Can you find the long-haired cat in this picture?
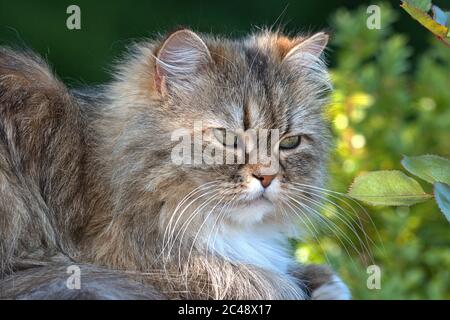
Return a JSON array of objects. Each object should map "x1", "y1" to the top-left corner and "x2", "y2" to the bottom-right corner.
[{"x1": 0, "y1": 29, "x2": 350, "y2": 299}]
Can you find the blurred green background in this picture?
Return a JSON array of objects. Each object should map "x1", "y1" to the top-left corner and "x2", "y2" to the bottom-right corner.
[{"x1": 1, "y1": 0, "x2": 449, "y2": 299}]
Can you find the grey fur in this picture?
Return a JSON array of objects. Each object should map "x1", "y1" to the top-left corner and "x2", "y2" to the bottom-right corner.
[{"x1": 0, "y1": 29, "x2": 349, "y2": 300}]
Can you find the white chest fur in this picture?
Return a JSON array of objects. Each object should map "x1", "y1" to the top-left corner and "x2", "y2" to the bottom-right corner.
[{"x1": 205, "y1": 223, "x2": 296, "y2": 275}]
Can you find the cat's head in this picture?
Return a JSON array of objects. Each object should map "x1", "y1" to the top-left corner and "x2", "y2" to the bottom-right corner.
[{"x1": 109, "y1": 29, "x2": 331, "y2": 230}]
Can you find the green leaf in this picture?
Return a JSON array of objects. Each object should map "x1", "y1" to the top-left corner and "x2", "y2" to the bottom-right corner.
[
  {"x1": 401, "y1": 155, "x2": 450, "y2": 185},
  {"x1": 348, "y1": 170, "x2": 432, "y2": 206},
  {"x1": 401, "y1": 1, "x2": 449, "y2": 39},
  {"x1": 405, "y1": 0, "x2": 432, "y2": 12},
  {"x1": 434, "y1": 182, "x2": 450, "y2": 222}
]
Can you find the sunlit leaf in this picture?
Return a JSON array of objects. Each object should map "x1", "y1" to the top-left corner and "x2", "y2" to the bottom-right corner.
[
  {"x1": 434, "y1": 182, "x2": 450, "y2": 222},
  {"x1": 401, "y1": 1, "x2": 449, "y2": 41},
  {"x1": 444, "y1": 11, "x2": 450, "y2": 36},
  {"x1": 348, "y1": 170, "x2": 432, "y2": 206},
  {"x1": 401, "y1": 155, "x2": 450, "y2": 185}
]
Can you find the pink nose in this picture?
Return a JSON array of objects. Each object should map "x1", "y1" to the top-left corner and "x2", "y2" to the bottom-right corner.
[{"x1": 253, "y1": 174, "x2": 276, "y2": 188}]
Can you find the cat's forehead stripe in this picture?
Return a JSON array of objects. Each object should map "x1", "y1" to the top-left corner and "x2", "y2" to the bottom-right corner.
[
  {"x1": 244, "y1": 46, "x2": 269, "y2": 79},
  {"x1": 241, "y1": 47, "x2": 282, "y2": 131}
]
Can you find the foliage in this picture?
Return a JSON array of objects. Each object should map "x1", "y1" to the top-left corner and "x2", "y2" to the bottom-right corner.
[
  {"x1": 434, "y1": 183, "x2": 450, "y2": 221},
  {"x1": 348, "y1": 170, "x2": 432, "y2": 206},
  {"x1": 402, "y1": 155, "x2": 450, "y2": 185},
  {"x1": 347, "y1": 154, "x2": 450, "y2": 221},
  {"x1": 296, "y1": 3, "x2": 450, "y2": 299},
  {"x1": 401, "y1": 0, "x2": 450, "y2": 47}
]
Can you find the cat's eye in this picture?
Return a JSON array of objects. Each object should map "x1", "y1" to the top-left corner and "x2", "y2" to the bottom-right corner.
[
  {"x1": 213, "y1": 128, "x2": 238, "y2": 148},
  {"x1": 279, "y1": 135, "x2": 302, "y2": 150}
]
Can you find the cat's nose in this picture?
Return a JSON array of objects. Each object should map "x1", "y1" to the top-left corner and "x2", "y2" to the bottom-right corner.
[{"x1": 253, "y1": 174, "x2": 276, "y2": 188}]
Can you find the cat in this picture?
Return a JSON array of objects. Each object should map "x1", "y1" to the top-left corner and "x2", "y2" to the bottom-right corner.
[{"x1": 0, "y1": 28, "x2": 350, "y2": 299}]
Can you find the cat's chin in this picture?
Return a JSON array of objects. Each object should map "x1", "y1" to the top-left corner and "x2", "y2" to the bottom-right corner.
[
  {"x1": 226, "y1": 197, "x2": 275, "y2": 225},
  {"x1": 223, "y1": 178, "x2": 283, "y2": 225}
]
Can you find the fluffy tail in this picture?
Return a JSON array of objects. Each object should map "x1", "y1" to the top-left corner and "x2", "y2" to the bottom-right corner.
[{"x1": 0, "y1": 47, "x2": 85, "y2": 275}]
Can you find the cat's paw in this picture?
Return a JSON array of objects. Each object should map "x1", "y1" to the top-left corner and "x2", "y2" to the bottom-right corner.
[
  {"x1": 291, "y1": 264, "x2": 351, "y2": 300},
  {"x1": 310, "y1": 275, "x2": 351, "y2": 300}
]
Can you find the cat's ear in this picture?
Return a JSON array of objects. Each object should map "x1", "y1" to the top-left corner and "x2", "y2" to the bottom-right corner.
[
  {"x1": 155, "y1": 29, "x2": 211, "y2": 94},
  {"x1": 282, "y1": 32, "x2": 329, "y2": 62}
]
